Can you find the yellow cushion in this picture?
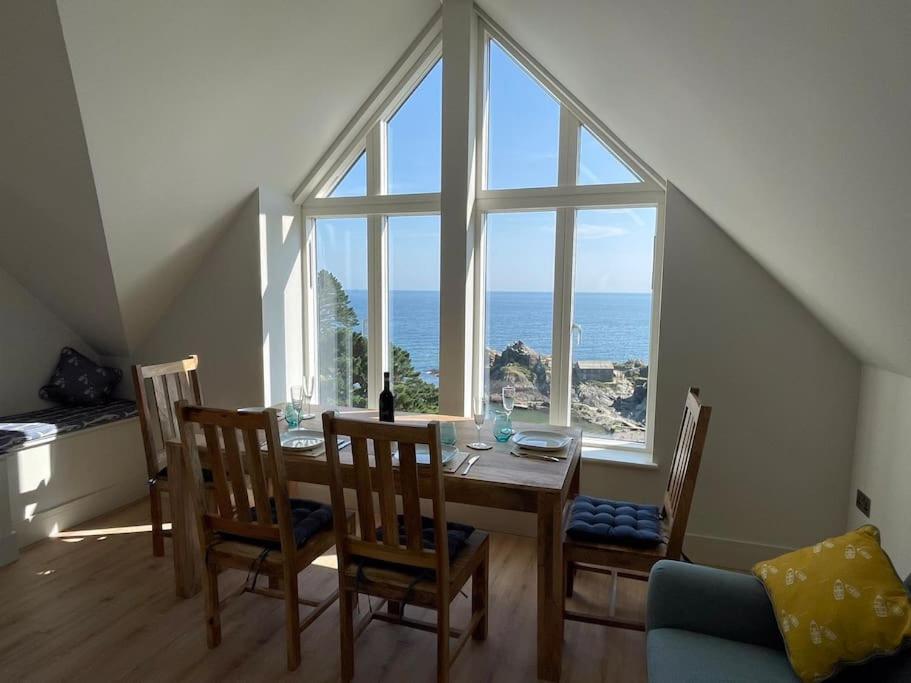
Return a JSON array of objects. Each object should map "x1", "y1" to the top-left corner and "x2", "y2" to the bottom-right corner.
[{"x1": 753, "y1": 525, "x2": 911, "y2": 682}]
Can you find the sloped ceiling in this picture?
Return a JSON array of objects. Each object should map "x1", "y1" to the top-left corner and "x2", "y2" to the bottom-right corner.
[
  {"x1": 55, "y1": 0, "x2": 438, "y2": 351},
  {"x1": 0, "y1": 0, "x2": 127, "y2": 355},
  {"x1": 481, "y1": 0, "x2": 911, "y2": 376}
]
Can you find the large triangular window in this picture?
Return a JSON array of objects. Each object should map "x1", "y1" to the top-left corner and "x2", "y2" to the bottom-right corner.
[{"x1": 299, "y1": 9, "x2": 665, "y2": 452}]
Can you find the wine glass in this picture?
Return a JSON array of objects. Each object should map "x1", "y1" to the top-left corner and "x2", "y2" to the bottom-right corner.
[
  {"x1": 300, "y1": 376, "x2": 315, "y2": 420},
  {"x1": 290, "y1": 385, "x2": 304, "y2": 423},
  {"x1": 468, "y1": 396, "x2": 492, "y2": 451},
  {"x1": 501, "y1": 385, "x2": 516, "y2": 434}
]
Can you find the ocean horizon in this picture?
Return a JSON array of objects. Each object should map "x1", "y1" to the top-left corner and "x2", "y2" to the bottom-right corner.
[{"x1": 345, "y1": 289, "x2": 652, "y2": 385}]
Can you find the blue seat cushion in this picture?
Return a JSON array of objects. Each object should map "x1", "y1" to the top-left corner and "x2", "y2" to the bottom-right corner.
[
  {"x1": 156, "y1": 465, "x2": 213, "y2": 484},
  {"x1": 0, "y1": 399, "x2": 138, "y2": 455},
  {"x1": 247, "y1": 498, "x2": 333, "y2": 548},
  {"x1": 566, "y1": 495, "x2": 664, "y2": 546},
  {"x1": 376, "y1": 516, "x2": 475, "y2": 562}
]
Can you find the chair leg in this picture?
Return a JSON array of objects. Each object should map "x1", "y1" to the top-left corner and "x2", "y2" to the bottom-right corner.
[
  {"x1": 338, "y1": 587, "x2": 355, "y2": 682},
  {"x1": 149, "y1": 484, "x2": 165, "y2": 557},
  {"x1": 204, "y1": 557, "x2": 221, "y2": 648},
  {"x1": 472, "y1": 552, "x2": 488, "y2": 641},
  {"x1": 283, "y1": 567, "x2": 301, "y2": 671},
  {"x1": 566, "y1": 560, "x2": 576, "y2": 598},
  {"x1": 437, "y1": 599, "x2": 450, "y2": 683}
]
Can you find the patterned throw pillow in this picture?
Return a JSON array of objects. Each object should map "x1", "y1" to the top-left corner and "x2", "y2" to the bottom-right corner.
[
  {"x1": 39, "y1": 347, "x2": 123, "y2": 406},
  {"x1": 753, "y1": 525, "x2": 911, "y2": 682}
]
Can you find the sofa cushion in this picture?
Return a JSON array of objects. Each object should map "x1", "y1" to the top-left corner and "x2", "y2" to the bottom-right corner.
[
  {"x1": 647, "y1": 628, "x2": 800, "y2": 683},
  {"x1": 566, "y1": 495, "x2": 663, "y2": 546},
  {"x1": 753, "y1": 525, "x2": 911, "y2": 682},
  {"x1": 39, "y1": 347, "x2": 123, "y2": 406}
]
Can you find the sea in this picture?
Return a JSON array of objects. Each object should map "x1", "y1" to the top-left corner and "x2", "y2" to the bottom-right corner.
[{"x1": 347, "y1": 290, "x2": 651, "y2": 385}]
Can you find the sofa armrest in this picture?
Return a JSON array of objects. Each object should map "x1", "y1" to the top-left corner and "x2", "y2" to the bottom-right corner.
[{"x1": 646, "y1": 560, "x2": 784, "y2": 650}]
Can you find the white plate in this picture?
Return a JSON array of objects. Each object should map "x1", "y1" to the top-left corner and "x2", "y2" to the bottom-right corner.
[
  {"x1": 395, "y1": 443, "x2": 460, "y2": 465},
  {"x1": 280, "y1": 429, "x2": 324, "y2": 451},
  {"x1": 511, "y1": 430, "x2": 571, "y2": 452}
]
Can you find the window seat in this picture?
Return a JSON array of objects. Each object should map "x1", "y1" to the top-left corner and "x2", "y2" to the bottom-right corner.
[
  {"x1": 0, "y1": 399, "x2": 145, "y2": 565},
  {"x1": 0, "y1": 399, "x2": 138, "y2": 456}
]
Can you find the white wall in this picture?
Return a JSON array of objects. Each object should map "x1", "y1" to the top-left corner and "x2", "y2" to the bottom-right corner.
[
  {"x1": 0, "y1": 265, "x2": 100, "y2": 415},
  {"x1": 582, "y1": 184, "x2": 860, "y2": 568},
  {"x1": 258, "y1": 188, "x2": 303, "y2": 407},
  {"x1": 136, "y1": 193, "x2": 264, "y2": 409},
  {"x1": 847, "y1": 366, "x2": 911, "y2": 578}
]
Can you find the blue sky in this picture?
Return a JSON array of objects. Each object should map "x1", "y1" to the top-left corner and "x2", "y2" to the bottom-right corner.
[{"x1": 319, "y1": 40, "x2": 654, "y2": 294}]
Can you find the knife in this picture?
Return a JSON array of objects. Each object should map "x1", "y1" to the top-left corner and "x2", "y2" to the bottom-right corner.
[{"x1": 461, "y1": 455, "x2": 480, "y2": 476}]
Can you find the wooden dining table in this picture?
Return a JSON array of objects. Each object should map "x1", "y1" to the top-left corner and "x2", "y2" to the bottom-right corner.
[{"x1": 165, "y1": 405, "x2": 581, "y2": 681}]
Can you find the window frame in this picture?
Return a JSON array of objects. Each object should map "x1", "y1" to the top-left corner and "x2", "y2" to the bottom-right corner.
[
  {"x1": 472, "y1": 17, "x2": 666, "y2": 454},
  {"x1": 298, "y1": 7, "x2": 667, "y2": 456}
]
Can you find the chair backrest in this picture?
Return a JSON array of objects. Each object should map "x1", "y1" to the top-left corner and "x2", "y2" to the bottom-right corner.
[
  {"x1": 663, "y1": 387, "x2": 712, "y2": 558},
  {"x1": 321, "y1": 411, "x2": 449, "y2": 580},
  {"x1": 132, "y1": 356, "x2": 203, "y2": 479},
  {"x1": 175, "y1": 402, "x2": 296, "y2": 553}
]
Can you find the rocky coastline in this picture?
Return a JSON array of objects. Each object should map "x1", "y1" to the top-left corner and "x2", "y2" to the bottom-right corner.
[{"x1": 487, "y1": 340, "x2": 647, "y2": 442}]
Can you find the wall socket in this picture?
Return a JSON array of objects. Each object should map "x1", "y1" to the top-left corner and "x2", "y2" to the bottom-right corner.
[{"x1": 856, "y1": 489, "x2": 871, "y2": 517}]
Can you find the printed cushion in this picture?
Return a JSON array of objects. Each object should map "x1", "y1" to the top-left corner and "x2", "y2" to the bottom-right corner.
[
  {"x1": 0, "y1": 400, "x2": 137, "y2": 454},
  {"x1": 39, "y1": 347, "x2": 123, "y2": 406},
  {"x1": 753, "y1": 525, "x2": 911, "y2": 682},
  {"x1": 248, "y1": 498, "x2": 333, "y2": 548},
  {"x1": 565, "y1": 495, "x2": 664, "y2": 546},
  {"x1": 377, "y1": 516, "x2": 476, "y2": 561}
]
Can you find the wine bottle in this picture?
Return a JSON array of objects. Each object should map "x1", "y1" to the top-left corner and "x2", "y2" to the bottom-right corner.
[{"x1": 379, "y1": 371, "x2": 395, "y2": 422}]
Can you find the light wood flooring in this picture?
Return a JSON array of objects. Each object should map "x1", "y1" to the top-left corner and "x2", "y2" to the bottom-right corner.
[{"x1": 0, "y1": 500, "x2": 647, "y2": 682}]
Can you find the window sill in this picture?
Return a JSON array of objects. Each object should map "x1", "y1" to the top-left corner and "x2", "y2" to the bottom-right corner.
[{"x1": 580, "y1": 445, "x2": 658, "y2": 470}]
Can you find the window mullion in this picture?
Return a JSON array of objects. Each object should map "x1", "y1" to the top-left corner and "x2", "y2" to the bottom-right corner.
[{"x1": 366, "y1": 123, "x2": 388, "y2": 408}]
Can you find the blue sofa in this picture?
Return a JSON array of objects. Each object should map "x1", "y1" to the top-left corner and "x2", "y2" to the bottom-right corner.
[{"x1": 646, "y1": 560, "x2": 911, "y2": 682}]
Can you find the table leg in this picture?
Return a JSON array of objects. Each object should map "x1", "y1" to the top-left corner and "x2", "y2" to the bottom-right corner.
[
  {"x1": 537, "y1": 491, "x2": 564, "y2": 681},
  {"x1": 166, "y1": 440, "x2": 201, "y2": 598}
]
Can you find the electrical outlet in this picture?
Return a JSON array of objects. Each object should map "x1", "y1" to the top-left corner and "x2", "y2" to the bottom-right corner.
[{"x1": 856, "y1": 489, "x2": 871, "y2": 518}]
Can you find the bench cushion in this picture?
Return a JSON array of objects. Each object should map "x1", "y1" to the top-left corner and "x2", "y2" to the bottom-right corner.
[
  {"x1": 566, "y1": 495, "x2": 664, "y2": 546},
  {"x1": 0, "y1": 399, "x2": 138, "y2": 455}
]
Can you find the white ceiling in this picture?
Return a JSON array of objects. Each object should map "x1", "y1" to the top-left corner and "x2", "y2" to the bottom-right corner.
[
  {"x1": 8, "y1": 1, "x2": 910, "y2": 375},
  {"x1": 56, "y1": 0, "x2": 439, "y2": 350},
  {"x1": 481, "y1": 0, "x2": 911, "y2": 376}
]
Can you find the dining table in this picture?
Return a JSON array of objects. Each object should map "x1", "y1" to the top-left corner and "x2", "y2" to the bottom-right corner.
[{"x1": 165, "y1": 405, "x2": 582, "y2": 682}]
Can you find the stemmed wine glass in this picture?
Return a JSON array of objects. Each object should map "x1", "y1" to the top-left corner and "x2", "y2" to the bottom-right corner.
[
  {"x1": 299, "y1": 376, "x2": 315, "y2": 420},
  {"x1": 467, "y1": 396, "x2": 492, "y2": 451},
  {"x1": 501, "y1": 385, "x2": 516, "y2": 435}
]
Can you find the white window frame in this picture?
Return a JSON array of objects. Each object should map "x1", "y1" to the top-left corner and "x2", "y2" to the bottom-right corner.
[
  {"x1": 297, "y1": 5, "x2": 666, "y2": 457},
  {"x1": 472, "y1": 11, "x2": 666, "y2": 454},
  {"x1": 300, "y1": 19, "x2": 443, "y2": 409}
]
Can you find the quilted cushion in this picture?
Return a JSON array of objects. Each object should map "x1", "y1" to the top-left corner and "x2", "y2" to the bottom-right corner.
[
  {"x1": 39, "y1": 347, "x2": 123, "y2": 406},
  {"x1": 156, "y1": 466, "x2": 214, "y2": 484},
  {"x1": 248, "y1": 498, "x2": 333, "y2": 548},
  {"x1": 566, "y1": 495, "x2": 664, "y2": 546},
  {"x1": 376, "y1": 516, "x2": 475, "y2": 561}
]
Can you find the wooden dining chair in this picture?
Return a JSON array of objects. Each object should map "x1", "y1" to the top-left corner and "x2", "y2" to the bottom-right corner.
[
  {"x1": 132, "y1": 355, "x2": 206, "y2": 557},
  {"x1": 321, "y1": 411, "x2": 490, "y2": 683},
  {"x1": 174, "y1": 402, "x2": 353, "y2": 671},
  {"x1": 563, "y1": 386, "x2": 712, "y2": 630}
]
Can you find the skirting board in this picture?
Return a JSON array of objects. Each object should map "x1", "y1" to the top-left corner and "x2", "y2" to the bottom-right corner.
[
  {"x1": 0, "y1": 530, "x2": 18, "y2": 566},
  {"x1": 683, "y1": 533, "x2": 795, "y2": 572}
]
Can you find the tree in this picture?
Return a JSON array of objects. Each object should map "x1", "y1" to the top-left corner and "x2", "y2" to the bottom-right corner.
[{"x1": 316, "y1": 269, "x2": 438, "y2": 412}]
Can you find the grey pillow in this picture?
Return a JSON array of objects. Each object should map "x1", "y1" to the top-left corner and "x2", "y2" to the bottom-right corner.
[{"x1": 39, "y1": 347, "x2": 122, "y2": 406}]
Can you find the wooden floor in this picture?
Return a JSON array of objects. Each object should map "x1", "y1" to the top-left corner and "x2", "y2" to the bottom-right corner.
[{"x1": 0, "y1": 500, "x2": 647, "y2": 682}]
